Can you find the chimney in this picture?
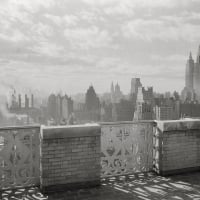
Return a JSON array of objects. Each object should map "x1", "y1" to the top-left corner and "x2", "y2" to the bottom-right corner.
[
  {"x1": 31, "y1": 94, "x2": 34, "y2": 108},
  {"x1": 18, "y1": 94, "x2": 21, "y2": 108}
]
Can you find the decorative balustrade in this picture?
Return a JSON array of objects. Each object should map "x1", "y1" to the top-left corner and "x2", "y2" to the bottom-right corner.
[
  {"x1": 0, "y1": 122, "x2": 155, "y2": 190},
  {"x1": 1, "y1": 120, "x2": 200, "y2": 192},
  {"x1": 101, "y1": 121, "x2": 154, "y2": 177},
  {"x1": 0, "y1": 126, "x2": 40, "y2": 190}
]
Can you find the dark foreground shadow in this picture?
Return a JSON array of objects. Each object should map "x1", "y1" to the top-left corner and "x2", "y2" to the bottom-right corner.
[{"x1": 2, "y1": 172, "x2": 200, "y2": 200}]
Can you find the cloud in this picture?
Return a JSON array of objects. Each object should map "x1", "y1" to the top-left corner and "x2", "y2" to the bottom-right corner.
[
  {"x1": 122, "y1": 18, "x2": 200, "y2": 42},
  {"x1": 10, "y1": 0, "x2": 55, "y2": 13},
  {"x1": 64, "y1": 26, "x2": 112, "y2": 49},
  {"x1": 63, "y1": 14, "x2": 79, "y2": 26},
  {"x1": 104, "y1": 3, "x2": 134, "y2": 16},
  {"x1": 79, "y1": 11, "x2": 103, "y2": 23},
  {"x1": 0, "y1": 0, "x2": 55, "y2": 25},
  {"x1": 82, "y1": 0, "x2": 117, "y2": 6},
  {"x1": 0, "y1": 0, "x2": 200, "y2": 94},
  {"x1": 0, "y1": 29, "x2": 28, "y2": 42},
  {"x1": 150, "y1": 54, "x2": 186, "y2": 62},
  {"x1": 30, "y1": 41, "x2": 64, "y2": 57},
  {"x1": 44, "y1": 14, "x2": 79, "y2": 27},
  {"x1": 82, "y1": 0, "x2": 199, "y2": 9},
  {"x1": 31, "y1": 22, "x2": 54, "y2": 38},
  {"x1": 103, "y1": 0, "x2": 174, "y2": 16},
  {"x1": 82, "y1": 0, "x2": 181, "y2": 9},
  {"x1": 44, "y1": 14, "x2": 62, "y2": 26}
]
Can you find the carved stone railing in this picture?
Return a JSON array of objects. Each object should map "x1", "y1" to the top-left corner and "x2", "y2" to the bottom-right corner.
[
  {"x1": 0, "y1": 126, "x2": 40, "y2": 190},
  {"x1": 100, "y1": 121, "x2": 154, "y2": 177},
  {"x1": 0, "y1": 121, "x2": 154, "y2": 190}
]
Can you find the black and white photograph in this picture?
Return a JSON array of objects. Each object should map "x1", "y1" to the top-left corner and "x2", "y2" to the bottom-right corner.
[{"x1": 1, "y1": 0, "x2": 200, "y2": 199}]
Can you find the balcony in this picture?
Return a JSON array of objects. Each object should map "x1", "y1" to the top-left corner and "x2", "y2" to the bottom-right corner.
[{"x1": 1, "y1": 120, "x2": 200, "y2": 199}]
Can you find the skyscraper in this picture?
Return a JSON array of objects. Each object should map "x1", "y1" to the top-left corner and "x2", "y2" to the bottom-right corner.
[
  {"x1": 185, "y1": 52, "x2": 194, "y2": 91},
  {"x1": 194, "y1": 45, "x2": 200, "y2": 99},
  {"x1": 130, "y1": 78, "x2": 142, "y2": 95},
  {"x1": 47, "y1": 94, "x2": 73, "y2": 124},
  {"x1": 133, "y1": 86, "x2": 154, "y2": 120},
  {"x1": 85, "y1": 85, "x2": 100, "y2": 121},
  {"x1": 130, "y1": 78, "x2": 142, "y2": 105},
  {"x1": 85, "y1": 85, "x2": 100, "y2": 110},
  {"x1": 47, "y1": 94, "x2": 57, "y2": 120},
  {"x1": 110, "y1": 82, "x2": 114, "y2": 103},
  {"x1": 182, "y1": 45, "x2": 200, "y2": 102}
]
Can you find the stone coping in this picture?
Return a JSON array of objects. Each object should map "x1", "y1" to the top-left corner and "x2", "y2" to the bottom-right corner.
[
  {"x1": 0, "y1": 124, "x2": 40, "y2": 131},
  {"x1": 155, "y1": 119, "x2": 200, "y2": 132},
  {"x1": 100, "y1": 120, "x2": 154, "y2": 126},
  {"x1": 42, "y1": 124, "x2": 101, "y2": 139}
]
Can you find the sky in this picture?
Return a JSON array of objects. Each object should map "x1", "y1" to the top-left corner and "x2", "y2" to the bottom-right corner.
[{"x1": 0, "y1": 0, "x2": 200, "y2": 96}]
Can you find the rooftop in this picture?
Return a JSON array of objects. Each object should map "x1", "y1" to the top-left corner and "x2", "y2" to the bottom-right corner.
[
  {"x1": 1, "y1": 120, "x2": 200, "y2": 200},
  {"x1": 2, "y1": 172, "x2": 200, "y2": 200}
]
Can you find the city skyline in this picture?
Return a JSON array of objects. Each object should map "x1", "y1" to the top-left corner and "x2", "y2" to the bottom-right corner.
[
  {"x1": 2, "y1": 48, "x2": 200, "y2": 126},
  {"x1": 1, "y1": 0, "x2": 200, "y2": 95}
]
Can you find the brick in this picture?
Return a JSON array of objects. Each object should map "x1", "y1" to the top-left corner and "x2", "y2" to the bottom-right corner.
[
  {"x1": 154, "y1": 120, "x2": 200, "y2": 175},
  {"x1": 41, "y1": 125, "x2": 101, "y2": 192}
]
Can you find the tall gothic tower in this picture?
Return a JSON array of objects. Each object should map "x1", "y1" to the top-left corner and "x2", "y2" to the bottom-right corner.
[
  {"x1": 110, "y1": 82, "x2": 114, "y2": 103},
  {"x1": 193, "y1": 45, "x2": 200, "y2": 99},
  {"x1": 185, "y1": 52, "x2": 194, "y2": 91},
  {"x1": 110, "y1": 82, "x2": 123, "y2": 103}
]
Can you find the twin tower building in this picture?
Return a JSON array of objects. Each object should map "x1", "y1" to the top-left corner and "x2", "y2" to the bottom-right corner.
[{"x1": 182, "y1": 45, "x2": 200, "y2": 101}]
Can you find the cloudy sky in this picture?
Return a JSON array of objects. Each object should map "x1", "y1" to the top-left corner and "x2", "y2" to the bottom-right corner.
[{"x1": 0, "y1": 0, "x2": 200, "y2": 96}]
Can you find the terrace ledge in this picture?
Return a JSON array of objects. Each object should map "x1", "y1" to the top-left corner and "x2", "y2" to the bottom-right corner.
[
  {"x1": 155, "y1": 119, "x2": 200, "y2": 132},
  {"x1": 41, "y1": 123, "x2": 101, "y2": 139}
]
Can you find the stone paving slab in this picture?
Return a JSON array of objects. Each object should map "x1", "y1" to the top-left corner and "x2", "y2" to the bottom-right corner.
[{"x1": 1, "y1": 172, "x2": 200, "y2": 200}]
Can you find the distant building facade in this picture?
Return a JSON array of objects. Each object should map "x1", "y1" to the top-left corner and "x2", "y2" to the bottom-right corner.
[
  {"x1": 182, "y1": 45, "x2": 200, "y2": 102},
  {"x1": 112, "y1": 99, "x2": 134, "y2": 121},
  {"x1": 74, "y1": 86, "x2": 100, "y2": 123},
  {"x1": 130, "y1": 78, "x2": 142, "y2": 105},
  {"x1": 47, "y1": 94, "x2": 73, "y2": 125},
  {"x1": 10, "y1": 91, "x2": 34, "y2": 110},
  {"x1": 131, "y1": 78, "x2": 142, "y2": 95},
  {"x1": 85, "y1": 85, "x2": 100, "y2": 121},
  {"x1": 180, "y1": 102, "x2": 200, "y2": 118},
  {"x1": 100, "y1": 102, "x2": 112, "y2": 122},
  {"x1": 85, "y1": 86, "x2": 100, "y2": 111},
  {"x1": 8, "y1": 91, "x2": 41, "y2": 124},
  {"x1": 153, "y1": 97, "x2": 180, "y2": 120},
  {"x1": 133, "y1": 87, "x2": 154, "y2": 120},
  {"x1": 110, "y1": 82, "x2": 123, "y2": 103},
  {"x1": 154, "y1": 106, "x2": 174, "y2": 120}
]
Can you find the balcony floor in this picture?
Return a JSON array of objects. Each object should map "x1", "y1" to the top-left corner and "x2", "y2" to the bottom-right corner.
[{"x1": 2, "y1": 171, "x2": 200, "y2": 200}]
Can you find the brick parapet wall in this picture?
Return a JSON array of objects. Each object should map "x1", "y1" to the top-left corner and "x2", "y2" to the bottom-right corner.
[
  {"x1": 153, "y1": 120, "x2": 200, "y2": 175},
  {"x1": 40, "y1": 124, "x2": 101, "y2": 193}
]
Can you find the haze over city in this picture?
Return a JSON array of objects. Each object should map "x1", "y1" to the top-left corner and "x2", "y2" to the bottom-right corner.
[
  {"x1": 1, "y1": 0, "x2": 200, "y2": 95},
  {"x1": 2, "y1": 1, "x2": 200, "y2": 199}
]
